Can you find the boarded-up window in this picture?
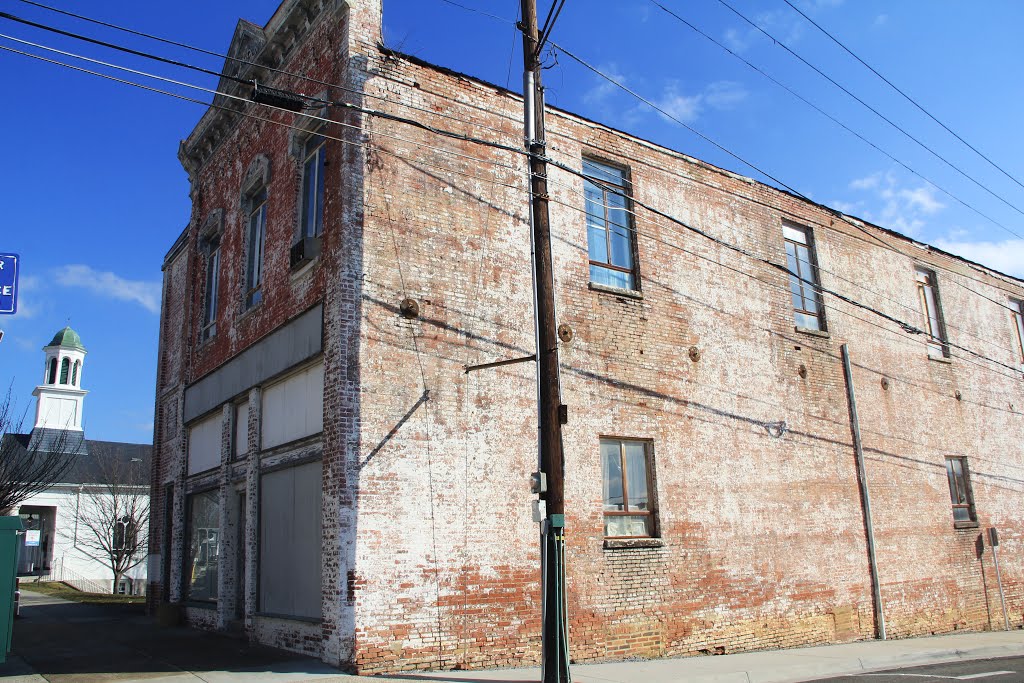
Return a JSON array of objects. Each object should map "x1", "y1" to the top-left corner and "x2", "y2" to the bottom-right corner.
[
  {"x1": 234, "y1": 402, "x2": 249, "y2": 458},
  {"x1": 261, "y1": 362, "x2": 324, "y2": 450},
  {"x1": 187, "y1": 412, "x2": 222, "y2": 475},
  {"x1": 259, "y1": 461, "x2": 322, "y2": 619}
]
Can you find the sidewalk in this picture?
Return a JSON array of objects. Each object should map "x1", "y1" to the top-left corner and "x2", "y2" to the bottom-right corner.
[
  {"x1": 5, "y1": 588, "x2": 1024, "y2": 683},
  {"x1": 386, "y1": 630, "x2": 1024, "y2": 683}
]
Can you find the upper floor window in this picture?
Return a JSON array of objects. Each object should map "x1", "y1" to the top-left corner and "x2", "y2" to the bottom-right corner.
[
  {"x1": 47, "y1": 358, "x2": 57, "y2": 384},
  {"x1": 59, "y1": 357, "x2": 70, "y2": 384},
  {"x1": 783, "y1": 223, "x2": 825, "y2": 331},
  {"x1": 915, "y1": 267, "x2": 949, "y2": 359},
  {"x1": 1010, "y1": 298, "x2": 1024, "y2": 365},
  {"x1": 245, "y1": 188, "x2": 268, "y2": 309},
  {"x1": 601, "y1": 438, "x2": 656, "y2": 538},
  {"x1": 201, "y1": 240, "x2": 220, "y2": 341},
  {"x1": 945, "y1": 456, "x2": 976, "y2": 524},
  {"x1": 300, "y1": 132, "x2": 326, "y2": 240},
  {"x1": 584, "y1": 158, "x2": 637, "y2": 291},
  {"x1": 72, "y1": 360, "x2": 80, "y2": 386}
]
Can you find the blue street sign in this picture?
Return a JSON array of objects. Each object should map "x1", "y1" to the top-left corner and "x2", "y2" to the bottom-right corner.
[{"x1": 0, "y1": 254, "x2": 20, "y2": 315}]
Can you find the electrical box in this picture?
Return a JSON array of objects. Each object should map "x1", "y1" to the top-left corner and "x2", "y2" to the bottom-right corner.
[
  {"x1": 532, "y1": 500, "x2": 546, "y2": 523},
  {"x1": 530, "y1": 471, "x2": 547, "y2": 494}
]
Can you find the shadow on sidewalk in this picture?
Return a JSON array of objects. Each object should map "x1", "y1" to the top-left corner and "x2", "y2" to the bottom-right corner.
[{"x1": 4, "y1": 594, "x2": 343, "y2": 681}]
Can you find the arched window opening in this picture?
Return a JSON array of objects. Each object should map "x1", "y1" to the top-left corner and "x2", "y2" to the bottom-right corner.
[
  {"x1": 48, "y1": 359, "x2": 57, "y2": 384},
  {"x1": 72, "y1": 361, "x2": 80, "y2": 386},
  {"x1": 113, "y1": 516, "x2": 136, "y2": 552},
  {"x1": 59, "y1": 357, "x2": 70, "y2": 384}
]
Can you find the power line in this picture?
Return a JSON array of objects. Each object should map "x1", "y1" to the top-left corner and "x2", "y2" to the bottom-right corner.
[
  {"x1": 712, "y1": 0, "x2": 1024, "y2": 240},
  {"x1": 5, "y1": 34, "x2": 1022, "y2": 381},
  {"x1": 22, "y1": 0, "x2": 1019, "y2": 314},
  {"x1": 780, "y1": 0, "x2": 1024, "y2": 195},
  {"x1": 8, "y1": 0, "x2": 524, "y2": 141},
  {"x1": 649, "y1": 1, "x2": 1021, "y2": 251}
]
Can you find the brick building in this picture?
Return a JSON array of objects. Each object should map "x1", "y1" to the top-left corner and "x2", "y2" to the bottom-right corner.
[{"x1": 149, "y1": 0, "x2": 1024, "y2": 674}]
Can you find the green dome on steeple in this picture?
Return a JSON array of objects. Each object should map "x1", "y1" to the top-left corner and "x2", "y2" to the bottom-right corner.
[{"x1": 46, "y1": 326, "x2": 86, "y2": 352}]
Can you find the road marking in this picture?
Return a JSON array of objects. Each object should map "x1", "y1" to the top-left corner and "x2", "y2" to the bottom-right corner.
[{"x1": 858, "y1": 672, "x2": 1015, "y2": 680}]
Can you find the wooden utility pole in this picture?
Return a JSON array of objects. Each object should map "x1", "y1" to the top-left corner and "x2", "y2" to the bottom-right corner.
[{"x1": 519, "y1": 1, "x2": 570, "y2": 681}]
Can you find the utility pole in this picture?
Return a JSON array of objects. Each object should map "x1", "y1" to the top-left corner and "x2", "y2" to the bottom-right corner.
[{"x1": 520, "y1": 1, "x2": 570, "y2": 681}]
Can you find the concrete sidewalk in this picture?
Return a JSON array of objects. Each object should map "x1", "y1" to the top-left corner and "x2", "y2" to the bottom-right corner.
[
  {"x1": 386, "y1": 630, "x2": 1024, "y2": 683},
  {"x1": 5, "y1": 588, "x2": 1024, "y2": 682}
]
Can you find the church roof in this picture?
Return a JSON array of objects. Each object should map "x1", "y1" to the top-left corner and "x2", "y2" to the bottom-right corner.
[
  {"x1": 1, "y1": 433, "x2": 151, "y2": 486},
  {"x1": 46, "y1": 326, "x2": 86, "y2": 352}
]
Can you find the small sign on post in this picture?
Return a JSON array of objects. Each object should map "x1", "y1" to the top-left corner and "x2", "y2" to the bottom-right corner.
[{"x1": 0, "y1": 254, "x2": 20, "y2": 315}]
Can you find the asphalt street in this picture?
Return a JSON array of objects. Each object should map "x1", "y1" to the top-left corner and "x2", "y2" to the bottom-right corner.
[{"x1": 815, "y1": 656, "x2": 1024, "y2": 682}]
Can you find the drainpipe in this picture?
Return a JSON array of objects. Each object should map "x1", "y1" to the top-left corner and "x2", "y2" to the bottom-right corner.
[{"x1": 841, "y1": 344, "x2": 886, "y2": 640}]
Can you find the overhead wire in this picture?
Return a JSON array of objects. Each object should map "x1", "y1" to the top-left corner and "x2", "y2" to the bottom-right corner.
[
  {"x1": 15, "y1": 0, "x2": 1022, "y2": 312},
  {"x1": 649, "y1": 1, "x2": 1020, "y2": 255},
  {"x1": 711, "y1": 0, "x2": 1024, "y2": 240},
  {"x1": 780, "y1": 0, "x2": 1024, "y2": 194},
  {"x1": 3, "y1": 26, "x2": 1022, "y2": 382}
]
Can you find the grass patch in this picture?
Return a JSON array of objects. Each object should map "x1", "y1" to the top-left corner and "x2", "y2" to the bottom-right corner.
[{"x1": 19, "y1": 581, "x2": 146, "y2": 605}]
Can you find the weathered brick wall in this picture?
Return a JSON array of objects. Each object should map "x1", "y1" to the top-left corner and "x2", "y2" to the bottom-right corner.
[
  {"x1": 347, "y1": 34, "x2": 1024, "y2": 673},
  {"x1": 152, "y1": 0, "x2": 1024, "y2": 674}
]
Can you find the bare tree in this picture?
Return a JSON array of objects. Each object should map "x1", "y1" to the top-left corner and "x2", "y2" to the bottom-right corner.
[
  {"x1": 74, "y1": 453, "x2": 150, "y2": 593},
  {"x1": 0, "y1": 386, "x2": 78, "y2": 515}
]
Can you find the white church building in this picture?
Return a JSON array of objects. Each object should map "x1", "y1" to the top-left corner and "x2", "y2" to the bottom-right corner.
[{"x1": 3, "y1": 326, "x2": 151, "y2": 594}]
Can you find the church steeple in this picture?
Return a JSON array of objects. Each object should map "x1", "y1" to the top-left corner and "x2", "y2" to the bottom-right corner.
[{"x1": 33, "y1": 326, "x2": 88, "y2": 432}]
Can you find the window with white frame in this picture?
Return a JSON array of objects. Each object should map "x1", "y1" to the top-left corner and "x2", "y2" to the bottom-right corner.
[
  {"x1": 915, "y1": 267, "x2": 949, "y2": 359},
  {"x1": 783, "y1": 223, "x2": 826, "y2": 331},
  {"x1": 299, "y1": 131, "x2": 326, "y2": 240},
  {"x1": 584, "y1": 158, "x2": 637, "y2": 291},
  {"x1": 245, "y1": 188, "x2": 268, "y2": 309},
  {"x1": 601, "y1": 438, "x2": 656, "y2": 538}
]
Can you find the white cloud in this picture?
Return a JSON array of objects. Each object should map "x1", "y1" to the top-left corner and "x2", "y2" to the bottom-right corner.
[
  {"x1": 874, "y1": 13, "x2": 889, "y2": 26},
  {"x1": 52, "y1": 265, "x2": 161, "y2": 314},
  {"x1": 843, "y1": 170, "x2": 944, "y2": 238},
  {"x1": 582, "y1": 63, "x2": 628, "y2": 107},
  {"x1": 654, "y1": 80, "x2": 748, "y2": 124},
  {"x1": 932, "y1": 238, "x2": 1024, "y2": 278}
]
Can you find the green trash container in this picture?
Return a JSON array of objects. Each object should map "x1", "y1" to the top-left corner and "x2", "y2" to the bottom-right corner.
[{"x1": 0, "y1": 516, "x2": 24, "y2": 664}]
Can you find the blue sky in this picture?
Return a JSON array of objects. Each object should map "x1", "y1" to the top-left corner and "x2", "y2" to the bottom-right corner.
[{"x1": 1, "y1": 0, "x2": 1022, "y2": 442}]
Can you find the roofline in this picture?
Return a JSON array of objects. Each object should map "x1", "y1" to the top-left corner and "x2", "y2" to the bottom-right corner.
[{"x1": 381, "y1": 45, "x2": 1024, "y2": 288}]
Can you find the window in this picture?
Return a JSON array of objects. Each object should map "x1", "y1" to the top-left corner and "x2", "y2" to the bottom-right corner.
[
  {"x1": 584, "y1": 158, "x2": 637, "y2": 290},
  {"x1": 601, "y1": 438, "x2": 655, "y2": 537},
  {"x1": 112, "y1": 515, "x2": 137, "y2": 551},
  {"x1": 185, "y1": 490, "x2": 220, "y2": 602},
  {"x1": 915, "y1": 267, "x2": 949, "y2": 359},
  {"x1": 945, "y1": 456, "x2": 976, "y2": 524},
  {"x1": 783, "y1": 223, "x2": 826, "y2": 331},
  {"x1": 59, "y1": 357, "x2": 70, "y2": 384},
  {"x1": 47, "y1": 358, "x2": 56, "y2": 384},
  {"x1": 299, "y1": 132, "x2": 326, "y2": 239},
  {"x1": 1010, "y1": 299, "x2": 1024, "y2": 365},
  {"x1": 245, "y1": 188, "x2": 268, "y2": 309},
  {"x1": 187, "y1": 413, "x2": 222, "y2": 476},
  {"x1": 234, "y1": 402, "x2": 249, "y2": 459},
  {"x1": 201, "y1": 241, "x2": 220, "y2": 341},
  {"x1": 261, "y1": 361, "x2": 324, "y2": 450},
  {"x1": 72, "y1": 360, "x2": 80, "y2": 386},
  {"x1": 259, "y1": 460, "x2": 322, "y2": 619}
]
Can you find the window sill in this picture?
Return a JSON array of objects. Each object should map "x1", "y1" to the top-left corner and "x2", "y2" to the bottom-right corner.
[
  {"x1": 794, "y1": 326, "x2": 829, "y2": 339},
  {"x1": 255, "y1": 611, "x2": 322, "y2": 624},
  {"x1": 290, "y1": 254, "x2": 320, "y2": 281},
  {"x1": 589, "y1": 282, "x2": 643, "y2": 300},
  {"x1": 237, "y1": 298, "x2": 263, "y2": 324},
  {"x1": 953, "y1": 520, "x2": 979, "y2": 530},
  {"x1": 604, "y1": 537, "x2": 664, "y2": 550},
  {"x1": 928, "y1": 354, "x2": 953, "y2": 364}
]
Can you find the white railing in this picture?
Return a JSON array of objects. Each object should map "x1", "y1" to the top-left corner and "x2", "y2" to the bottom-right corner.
[{"x1": 41, "y1": 561, "x2": 110, "y2": 594}]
